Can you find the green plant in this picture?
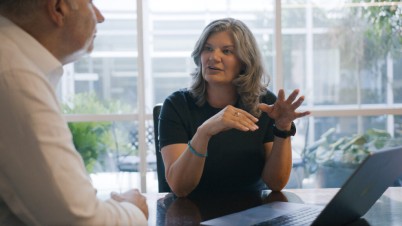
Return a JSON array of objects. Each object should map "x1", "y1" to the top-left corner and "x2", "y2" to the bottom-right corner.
[
  {"x1": 67, "y1": 121, "x2": 112, "y2": 173},
  {"x1": 326, "y1": 2, "x2": 402, "y2": 104},
  {"x1": 62, "y1": 92, "x2": 136, "y2": 173},
  {"x1": 358, "y1": 0, "x2": 402, "y2": 58},
  {"x1": 302, "y1": 128, "x2": 400, "y2": 174}
]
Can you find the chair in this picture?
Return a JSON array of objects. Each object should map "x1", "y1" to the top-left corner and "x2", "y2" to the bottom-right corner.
[{"x1": 153, "y1": 104, "x2": 171, "y2": 192}]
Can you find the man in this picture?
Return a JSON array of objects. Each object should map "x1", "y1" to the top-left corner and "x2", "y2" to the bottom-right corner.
[{"x1": 0, "y1": 0, "x2": 148, "y2": 225}]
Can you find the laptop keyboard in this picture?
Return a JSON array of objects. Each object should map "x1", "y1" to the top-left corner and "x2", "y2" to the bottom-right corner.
[{"x1": 251, "y1": 207, "x2": 321, "y2": 226}]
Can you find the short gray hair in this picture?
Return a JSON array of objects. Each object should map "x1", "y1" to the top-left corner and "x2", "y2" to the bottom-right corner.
[
  {"x1": 190, "y1": 18, "x2": 268, "y2": 116},
  {"x1": 0, "y1": 0, "x2": 44, "y2": 18}
]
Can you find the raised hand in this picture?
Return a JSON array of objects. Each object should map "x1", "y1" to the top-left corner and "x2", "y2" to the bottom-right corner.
[
  {"x1": 258, "y1": 89, "x2": 310, "y2": 130},
  {"x1": 201, "y1": 105, "x2": 259, "y2": 137}
]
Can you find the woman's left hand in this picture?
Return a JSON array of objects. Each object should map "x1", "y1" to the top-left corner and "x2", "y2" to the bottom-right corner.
[{"x1": 258, "y1": 89, "x2": 310, "y2": 130}]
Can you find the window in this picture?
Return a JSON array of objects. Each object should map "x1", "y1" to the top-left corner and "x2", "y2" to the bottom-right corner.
[{"x1": 59, "y1": 0, "x2": 402, "y2": 195}]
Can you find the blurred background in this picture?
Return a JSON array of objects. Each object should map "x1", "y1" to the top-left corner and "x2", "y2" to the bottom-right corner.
[{"x1": 58, "y1": 0, "x2": 402, "y2": 196}]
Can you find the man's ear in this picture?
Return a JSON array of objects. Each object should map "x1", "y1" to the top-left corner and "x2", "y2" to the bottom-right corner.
[{"x1": 47, "y1": 0, "x2": 69, "y2": 27}]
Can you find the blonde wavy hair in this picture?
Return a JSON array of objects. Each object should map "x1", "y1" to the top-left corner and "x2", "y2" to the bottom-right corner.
[{"x1": 190, "y1": 18, "x2": 269, "y2": 117}]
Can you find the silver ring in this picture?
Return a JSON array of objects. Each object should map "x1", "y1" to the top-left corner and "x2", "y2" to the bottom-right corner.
[{"x1": 234, "y1": 111, "x2": 240, "y2": 117}]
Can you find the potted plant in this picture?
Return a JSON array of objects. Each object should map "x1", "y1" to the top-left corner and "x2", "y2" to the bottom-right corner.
[
  {"x1": 62, "y1": 92, "x2": 136, "y2": 173},
  {"x1": 302, "y1": 128, "x2": 401, "y2": 188}
]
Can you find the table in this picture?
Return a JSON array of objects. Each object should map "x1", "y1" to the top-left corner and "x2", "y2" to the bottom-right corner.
[{"x1": 146, "y1": 187, "x2": 402, "y2": 226}]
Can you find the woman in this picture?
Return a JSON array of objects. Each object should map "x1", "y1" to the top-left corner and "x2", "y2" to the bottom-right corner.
[{"x1": 159, "y1": 18, "x2": 310, "y2": 197}]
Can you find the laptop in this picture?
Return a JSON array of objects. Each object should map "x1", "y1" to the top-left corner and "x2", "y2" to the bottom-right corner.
[{"x1": 201, "y1": 146, "x2": 402, "y2": 226}]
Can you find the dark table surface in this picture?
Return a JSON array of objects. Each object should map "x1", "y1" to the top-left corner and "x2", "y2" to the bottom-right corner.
[{"x1": 146, "y1": 187, "x2": 402, "y2": 226}]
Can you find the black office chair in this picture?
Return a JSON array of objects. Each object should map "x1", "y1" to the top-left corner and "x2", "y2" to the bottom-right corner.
[{"x1": 153, "y1": 104, "x2": 171, "y2": 192}]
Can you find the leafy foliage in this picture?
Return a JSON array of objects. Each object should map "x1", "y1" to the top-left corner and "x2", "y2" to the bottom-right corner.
[
  {"x1": 302, "y1": 128, "x2": 402, "y2": 174},
  {"x1": 62, "y1": 92, "x2": 132, "y2": 115},
  {"x1": 62, "y1": 92, "x2": 135, "y2": 173},
  {"x1": 67, "y1": 121, "x2": 112, "y2": 173},
  {"x1": 358, "y1": 0, "x2": 402, "y2": 58},
  {"x1": 329, "y1": 1, "x2": 402, "y2": 71}
]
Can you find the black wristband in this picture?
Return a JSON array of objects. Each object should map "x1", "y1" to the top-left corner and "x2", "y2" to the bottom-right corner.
[{"x1": 273, "y1": 122, "x2": 296, "y2": 138}]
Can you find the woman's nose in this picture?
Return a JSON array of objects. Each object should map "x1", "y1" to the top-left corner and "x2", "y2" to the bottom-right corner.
[{"x1": 209, "y1": 50, "x2": 221, "y2": 62}]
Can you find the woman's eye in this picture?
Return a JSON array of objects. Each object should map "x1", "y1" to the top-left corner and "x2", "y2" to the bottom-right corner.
[
  {"x1": 204, "y1": 46, "x2": 213, "y2": 51},
  {"x1": 223, "y1": 49, "x2": 233, "y2": 54}
]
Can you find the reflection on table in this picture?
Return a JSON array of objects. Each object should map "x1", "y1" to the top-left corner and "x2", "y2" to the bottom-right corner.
[{"x1": 147, "y1": 187, "x2": 402, "y2": 226}]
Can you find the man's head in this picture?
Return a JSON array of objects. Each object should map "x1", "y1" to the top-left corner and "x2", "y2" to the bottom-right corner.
[
  {"x1": 0, "y1": 0, "x2": 44, "y2": 19},
  {"x1": 0, "y1": 0, "x2": 105, "y2": 65}
]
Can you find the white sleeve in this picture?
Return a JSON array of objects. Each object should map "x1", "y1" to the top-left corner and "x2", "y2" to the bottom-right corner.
[{"x1": 0, "y1": 70, "x2": 147, "y2": 225}]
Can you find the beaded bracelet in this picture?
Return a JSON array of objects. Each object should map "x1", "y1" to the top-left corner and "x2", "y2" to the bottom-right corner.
[{"x1": 187, "y1": 140, "x2": 208, "y2": 157}]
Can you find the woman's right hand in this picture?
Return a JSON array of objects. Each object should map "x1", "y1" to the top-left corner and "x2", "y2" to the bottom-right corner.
[
  {"x1": 161, "y1": 105, "x2": 259, "y2": 197},
  {"x1": 200, "y1": 105, "x2": 259, "y2": 137}
]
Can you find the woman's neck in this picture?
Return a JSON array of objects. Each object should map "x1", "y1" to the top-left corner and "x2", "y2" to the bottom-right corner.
[{"x1": 206, "y1": 84, "x2": 238, "y2": 108}]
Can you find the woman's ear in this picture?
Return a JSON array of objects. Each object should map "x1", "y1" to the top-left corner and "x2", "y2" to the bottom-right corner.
[{"x1": 47, "y1": 0, "x2": 68, "y2": 27}]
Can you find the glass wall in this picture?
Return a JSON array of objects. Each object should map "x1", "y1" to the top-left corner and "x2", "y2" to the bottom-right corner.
[
  {"x1": 59, "y1": 0, "x2": 402, "y2": 194},
  {"x1": 149, "y1": 0, "x2": 275, "y2": 105}
]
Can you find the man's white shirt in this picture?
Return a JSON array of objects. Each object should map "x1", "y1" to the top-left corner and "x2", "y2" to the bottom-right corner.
[{"x1": 0, "y1": 15, "x2": 147, "y2": 226}]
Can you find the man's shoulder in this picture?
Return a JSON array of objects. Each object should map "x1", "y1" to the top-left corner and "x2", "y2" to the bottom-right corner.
[
  {"x1": 0, "y1": 47, "x2": 34, "y2": 76},
  {"x1": 0, "y1": 200, "x2": 25, "y2": 226},
  {"x1": 0, "y1": 28, "x2": 39, "y2": 75}
]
